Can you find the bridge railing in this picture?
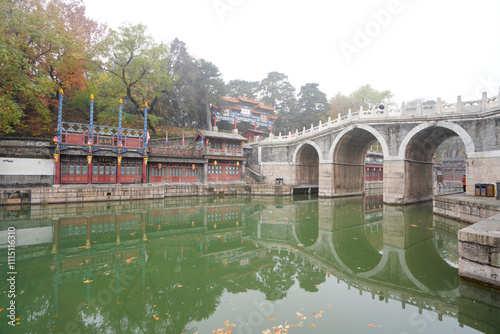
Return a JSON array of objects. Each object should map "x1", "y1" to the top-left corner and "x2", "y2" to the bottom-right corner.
[{"x1": 264, "y1": 88, "x2": 500, "y2": 143}]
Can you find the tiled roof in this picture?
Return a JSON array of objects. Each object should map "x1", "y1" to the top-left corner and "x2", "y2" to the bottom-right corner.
[
  {"x1": 193, "y1": 129, "x2": 248, "y2": 142},
  {"x1": 237, "y1": 96, "x2": 260, "y2": 105},
  {"x1": 256, "y1": 104, "x2": 275, "y2": 111},
  {"x1": 222, "y1": 96, "x2": 239, "y2": 103}
]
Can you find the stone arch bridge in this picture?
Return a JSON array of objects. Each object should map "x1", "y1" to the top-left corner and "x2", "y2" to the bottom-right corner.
[{"x1": 250, "y1": 90, "x2": 500, "y2": 204}]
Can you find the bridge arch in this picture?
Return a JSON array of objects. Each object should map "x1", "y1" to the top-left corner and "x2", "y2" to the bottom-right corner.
[
  {"x1": 328, "y1": 124, "x2": 389, "y2": 160},
  {"x1": 293, "y1": 141, "x2": 322, "y2": 185},
  {"x1": 328, "y1": 125, "x2": 388, "y2": 196},
  {"x1": 397, "y1": 121, "x2": 474, "y2": 202},
  {"x1": 398, "y1": 121, "x2": 475, "y2": 159}
]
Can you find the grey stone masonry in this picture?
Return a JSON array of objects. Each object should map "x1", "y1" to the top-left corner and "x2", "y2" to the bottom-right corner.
[
  {"x1": 1, "y1": 183, "x2": 293, "y2": 205},
  {"x1": 458, "y1": 215, "x2": 500, "y2": 287}
]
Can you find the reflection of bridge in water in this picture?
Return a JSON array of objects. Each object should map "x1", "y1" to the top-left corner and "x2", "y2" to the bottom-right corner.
[
  {"x1": 1, "y1": 196, "x2": 499, "y2": 333},
  {"x1": 250, "y1": 196, "x2": 499, "y2": 332}
]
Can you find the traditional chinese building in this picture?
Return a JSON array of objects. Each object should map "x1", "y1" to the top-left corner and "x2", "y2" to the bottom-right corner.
[
  {"x1": 211, "y1": 96, "x2": 278, "y2": 133},
  {"x1": 51, "y1": 91, "x2": 248, "y2": 186},
  {"x1": 53, "y1": 93, "x2": 147, "y2": 185},
  {"x1": 193, "y1": 130, "x2": 247, "y2": 183}
]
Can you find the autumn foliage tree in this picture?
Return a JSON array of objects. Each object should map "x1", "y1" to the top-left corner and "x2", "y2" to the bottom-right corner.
[{"x1": 0, "y1": 0, "x2": 105, "y2": 136}]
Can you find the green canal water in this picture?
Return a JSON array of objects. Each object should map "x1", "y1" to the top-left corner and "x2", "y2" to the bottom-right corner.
[{"x1": 1, "y1": 195, "x2": 499, "y2": 334}]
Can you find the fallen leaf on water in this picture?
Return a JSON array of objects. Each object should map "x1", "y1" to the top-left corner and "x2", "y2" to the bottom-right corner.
[
  {"x1": 268, "y1": 318, "x2": 275, "y2": 321},
  {"x1": 178, "y1": 284, "x2": 183, "y2": 287},
  {"x1": 312, "y1": 311, "x2": 323, "y2": 318},
  {"x1": 153, "y1": 315, "x2": 159, "y2": 320},
  {"x1": 369, "y1": 323, "x2": 376, "y2": 328},
  {"x1": 410, "y1": 224, "x2": 418, "y2": 227},
  {"x1": 83, "y1": 280, "x2": 93, "y2": 283},
  {"x1": 0, "y1": 308, "x2": 4, "y2": 312},
  {"x1": 297, "y1": 243, "x2": 304, "y2": 247},
  {"x1": 311, "y1": 324, "x2": 316, "y2": 328}
]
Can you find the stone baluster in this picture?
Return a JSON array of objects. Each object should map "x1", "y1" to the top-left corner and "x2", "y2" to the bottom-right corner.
[
  {"x1": 437, "y1": 97, "x2": 442, "y2": 114},
  {"x1": 456, "y1": 95, "x2": 462, "y2": 113},
  {"x1": 417, "y1": 102, "x2": 422, "y2": 115},
  {"x1": 401, "y1": 102, "x2": 406, "y2": 117},
  {"x1": 481, "y1": 91, "x2": 487, "y2": 111}
]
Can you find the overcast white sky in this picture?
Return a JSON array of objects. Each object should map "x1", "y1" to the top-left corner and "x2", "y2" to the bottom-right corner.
[{"x1": 82, "y1": 0, "x2": 500, "y2": 104}]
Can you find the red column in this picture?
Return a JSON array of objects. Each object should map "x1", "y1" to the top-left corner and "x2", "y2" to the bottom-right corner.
[
  {"x1": 117, "y1": 157, "x2": 122, "y2": 184},
  {"x1": 87, "y1": 156, "x2": 93, "y2": 184},
  {"x1": 54, "y1": 154, "x2": 61, "y2": 185},
  {"x1": 142, "y1": 158, "x2": 148, "y2": 183}
]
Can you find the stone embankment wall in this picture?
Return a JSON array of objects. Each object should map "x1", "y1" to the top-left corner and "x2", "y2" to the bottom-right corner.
[
  {"x1": 458, "y1": 216, "x2": 500, "y2": 288},
  {"x1": 0, "y1": 183, "x2": 292, "y2": 205},
  {"x1": 433, "y1": 195, "x2": 500, "y2": 224}
]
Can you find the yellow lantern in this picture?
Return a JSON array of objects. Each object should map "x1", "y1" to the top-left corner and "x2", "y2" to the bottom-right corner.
[
  {"x1": 214, "y1": 160, "x2": 217, "y2": 166},
  {"x1": 117, "y1": 156, "x2": 122, "y2": 165},
  {"x1": 87, "y1": 155, "x2": 92, "y2": 164},
  {"x1": 144, "y1": 158, "x2": 148, "y2": 165},
  {"x1": 53, "y1": 153, "x2": 59, "y2": 163},
  {"x1": 158, "y1": 163, "x2": 162, "y2": 169},
  {"x1": 236, "y1": 161, "x2": 239, "y2": 166}
]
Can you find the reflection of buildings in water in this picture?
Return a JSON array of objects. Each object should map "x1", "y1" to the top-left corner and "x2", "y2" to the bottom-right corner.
[{"x1": 1, "y1": 198, "x2": 499, "y2": 334}]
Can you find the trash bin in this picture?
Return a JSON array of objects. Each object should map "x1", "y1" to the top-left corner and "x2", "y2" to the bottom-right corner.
[
  {"x1": 480, "y1": 184, "x2": 487, "y2": 196},
  {"x1": 475, "y1": 184, "x2": 481, "y2": 196},
  {"x1": 276, "y1": 178, "x2": 280, "y2": 185},
  {"x1": 279, "y1": 178, "x2": 283, "y2": 185},
  {"x1": 486, "y1": 184, "x2": 495, "y2": 197},
  {"x1": 497, "y1": 182, "x2": 500, "y2": 199}
]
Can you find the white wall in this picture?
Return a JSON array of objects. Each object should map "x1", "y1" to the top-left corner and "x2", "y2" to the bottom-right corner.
[{"x1": 0, "y1": 158, "x2": 54, "y2": 176}]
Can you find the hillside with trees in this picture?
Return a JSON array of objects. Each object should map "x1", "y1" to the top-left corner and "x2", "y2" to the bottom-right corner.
[{"x1": 1, "y1": 0, "x2": 397, "y2": 139}]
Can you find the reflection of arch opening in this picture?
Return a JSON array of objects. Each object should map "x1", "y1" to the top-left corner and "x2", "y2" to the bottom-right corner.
[
  {"x1": 333, "y1": 227, "x2": 382, "y2": 274},
  {"x1": 295, "y1": 143, "x2": 320, "y2": 185},
  {"x1": 399, "y1": 122, "x2": 474, "y2": 202},
  {"x1": 330, "y1": 125, "x2": 386, "y2": 195},
  {"x1": 295, "y1": 202, "x2": 319, "y2": 247},
  {"x1": 405, "y1": 239, "x2": 458, "y2": 291}
]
